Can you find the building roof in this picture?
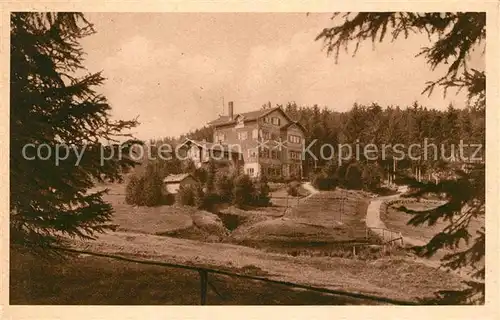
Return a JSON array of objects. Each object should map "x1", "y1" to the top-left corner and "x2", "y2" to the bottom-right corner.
[
  {"x1": 178, "y1": 138, "x2": 242, "y2": 154},
  {"x1": 163, "y1": 173, "x2": 195, "y2": 183},
  {"x1": 207, "y1": 107, "x2": 283, "y2": 127},
  {"x1": 280, "y1": 121, "x2": 306, "y2": 133}
]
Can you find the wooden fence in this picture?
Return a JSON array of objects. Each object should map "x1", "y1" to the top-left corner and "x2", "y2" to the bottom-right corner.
[
  {"x1": 366, "y1": 227, "x2": 405, "y2": 246},
  {"x1": 53, "y1": 246, "x2": 417, "y2": 306}
]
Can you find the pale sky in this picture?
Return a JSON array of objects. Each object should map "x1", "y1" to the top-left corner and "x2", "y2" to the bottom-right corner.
[{"x1": 80, "y1": 13, "x2": 485, "y2": 140}]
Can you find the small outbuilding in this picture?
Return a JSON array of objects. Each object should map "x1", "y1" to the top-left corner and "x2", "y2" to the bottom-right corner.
[{"x1": 163, "y1": 173, "x2": 198, "y2": 194}]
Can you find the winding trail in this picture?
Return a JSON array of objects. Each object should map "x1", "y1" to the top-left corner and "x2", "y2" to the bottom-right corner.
[
  {"x1": 366, "y1": 187, "x2": 483, "y2": 281},
  {"x1": 365, "y1": 186, "x2": 426, "y2": 246}
]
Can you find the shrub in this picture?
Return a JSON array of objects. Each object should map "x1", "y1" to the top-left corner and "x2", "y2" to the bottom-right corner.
[
  {"x1": 175, "y1": 184, "x2": 197, "y2": 206},
  {"x1": 287, "y1": 180, "x2": 301, "y2": 196},
  {"x1": 163, "y1": 193, "x2": 175, "y2": 205},
  {"x1": 287, "y1": 185, "x2": 299, "y2": 197},
  {"x1": 142, "y1": 165, "x2": 164, "y2": 206},
  {"x1": 198, "y1": 192, "x2": 221, "y2": 211},
  {"x1": 345, "y1": 163, "x2": 363, "y2": 190},
  {"x1": 205, "y1": 161, "x2": 216, "y2": 193},
  {"x1": 125, "y1": 164, "x2": 166, "y2": 207},
  {"x1": 181, "y1": 159, "x2": 197, "y2": 173},
  {"x1": 335, "y1": 162, "x2": 350, "y2": 187},
  {"x1": 311, "y1": 173, "x2": 337, "y2": 191},
  {"x1": 323, "y1": 160, "x2": 339, "y2": 177},
  {"x1": 255, "y1": 175, "x2": 271, "y2": 207},
  {"x1": 125, "y1": 174, "x2": 145, "y2": 205},
  {"x1": 193, "y1": 167, "x2": 208, "y2": 185},
  {"x1": 193, "y1": 184, "x2": 206, "y2": 208},
  {"x1": 232, "y1": 174, "x2": 256, "y2": 208},
  {"x1": 215, "y1": 172, "x2": 234, "y2": 203},
  {"x1": 362, "y1": 163, "x2": 383, "y2": 191}
]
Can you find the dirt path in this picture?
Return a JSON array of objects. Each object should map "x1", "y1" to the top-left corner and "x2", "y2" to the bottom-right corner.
[
  {"x1": 365, "y1": 186, "x2": 426, "y2": 247},
  {"x1": 366, "y1": 187, "x2": 482, "y2": 280},
  {"x1": 301, "y1": 182, "x2": 319, "y2": 195}
]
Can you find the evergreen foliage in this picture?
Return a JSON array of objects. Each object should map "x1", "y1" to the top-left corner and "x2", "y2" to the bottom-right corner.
[
  {"x1": 10, "y1": 13, "x2": 139, "y2": 250},
  {"x1": 316, "y1": 12, "x2": 485, "y2": 304},
  {"x1": 125, "y1": 162, "x2": 167, "y2": 207},
  {"x1": 232, "y1": 174, "x2": 257, "y2": 208}
]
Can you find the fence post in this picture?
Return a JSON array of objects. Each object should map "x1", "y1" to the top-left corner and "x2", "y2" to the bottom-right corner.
[{"x1": 199, "y1": 270, "x2": 208, "y2": 305}]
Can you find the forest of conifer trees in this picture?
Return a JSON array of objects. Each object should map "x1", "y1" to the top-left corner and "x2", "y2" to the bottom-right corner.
[{"x1": 151, "y1": 100, "x2": 485, "y2": 184}]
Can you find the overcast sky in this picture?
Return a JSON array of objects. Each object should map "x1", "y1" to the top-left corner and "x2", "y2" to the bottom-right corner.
[{"x1": 80, "y1": 13, "x2": 485, "y2": 140}]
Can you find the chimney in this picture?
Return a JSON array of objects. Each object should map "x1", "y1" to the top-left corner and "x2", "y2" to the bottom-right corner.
[{"x1": 228, "y1": 101, "x2": 234, "y2": 120}]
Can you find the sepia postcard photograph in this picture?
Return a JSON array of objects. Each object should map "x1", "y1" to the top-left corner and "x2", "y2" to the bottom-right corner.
[{"x1": 2, "y1": 2, "x2": 499, "y2": 319}]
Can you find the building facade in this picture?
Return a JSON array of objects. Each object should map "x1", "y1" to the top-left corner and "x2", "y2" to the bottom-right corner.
[
  {"x1": 163, "y1": 173, "x2": 198, "y2": 194},
  {"x1": 205, "y1": 101, "x2": 305, "y2": 180},
  {"x1": 178, "y1": 139, "x2": 242, "y2": 174}
]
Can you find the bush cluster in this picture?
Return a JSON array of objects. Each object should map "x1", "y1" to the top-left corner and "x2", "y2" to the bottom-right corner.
[
  {"x1": 125, "y1": 162, "x2": 172, "y2": 207},
  {"x1": 126, "y1": 159, "x2": 272, "y2": 209},
  {"x1": 174, "y1": 171, "x2": 271, "y2": 210},
  {"x1": 310, "y1": 160, "x2": 384, "y2": 192},
  {"x1": 286, "y1": 180, "x2": 301, "y2": 196}
]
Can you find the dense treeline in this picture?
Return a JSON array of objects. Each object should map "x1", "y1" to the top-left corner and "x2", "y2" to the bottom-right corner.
[
  {"x1": 282, "y1": 101, "x2": 484, "y2": 166},
  {"x1": 149, "y1": 101, "x2": 484, "y2": 184},
  {"x1": 152, "y1": 101, "x2": 485, "y2": 160},
  {"x1": 281, "y1": 101, "x2": 485, "y2": 185}
]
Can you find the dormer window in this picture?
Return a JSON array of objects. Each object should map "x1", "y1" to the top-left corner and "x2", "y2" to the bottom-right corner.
[{"x1": 235, "y1": 115, "x2": 245, "y2": 128}]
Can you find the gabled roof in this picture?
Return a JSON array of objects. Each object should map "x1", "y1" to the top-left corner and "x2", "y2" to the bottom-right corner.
[
  {"x1": 280, "y1": 121, "x2": 306, "y2": 133},
  {"x1": 207, "y1": 107, "x2": 286, "y2": 127},
  {"x1": 178, "y1": 138, "x2": 242, "y2": 153},
  {"x1": 164, "y1": 173, "x2": 195, "y2": 183}
]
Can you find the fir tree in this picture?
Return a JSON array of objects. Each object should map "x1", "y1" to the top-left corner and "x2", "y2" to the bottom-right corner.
[
  {"x1": 10, "y1": 13, "x2": 138, "y2": 251},
  {"x1": 317, "y1": 12, "x2": 485, "y2": 304}
]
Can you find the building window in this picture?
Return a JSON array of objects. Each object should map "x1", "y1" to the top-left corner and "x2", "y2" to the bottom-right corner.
[
  {"x1": 288, "y1": 135, "x2": 301, "y2": 144},
  {"x1": 271, "y1": 150, "x2": 280, "y2": 159},
  {"x1": 267, "y1": 167, "x2": 281, "y2": 176},
  {"x1": 289, "y1": 150, "x2": 302, "y2": 160},
  {"x1": 259, "y1": 148, "x2": 269, "y2": 158},
  {"x1": 263, "y1": 117, "x2": 270, "y2": 123},
  {"x1": 215, "y1": 133, "x2": 225, "y2": 142},
  {"x1": 238, "y1": 131, "x2": 248, "y2": 140},
  {"x1": 252, "y1": 129, "x2": 258, "y2": 139},
  {"x1": 248, "y1": 149, "x2": 257, "y2": 159},
  {"x1": 246, "y1": 168, "x2": 255, "y2": 176},
  {"x1": 261, "y1": 130, "x2": 271, "y2": 140},
  {"x1": 271, "y1": 117, "x2": 281, "y2": 125}
]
